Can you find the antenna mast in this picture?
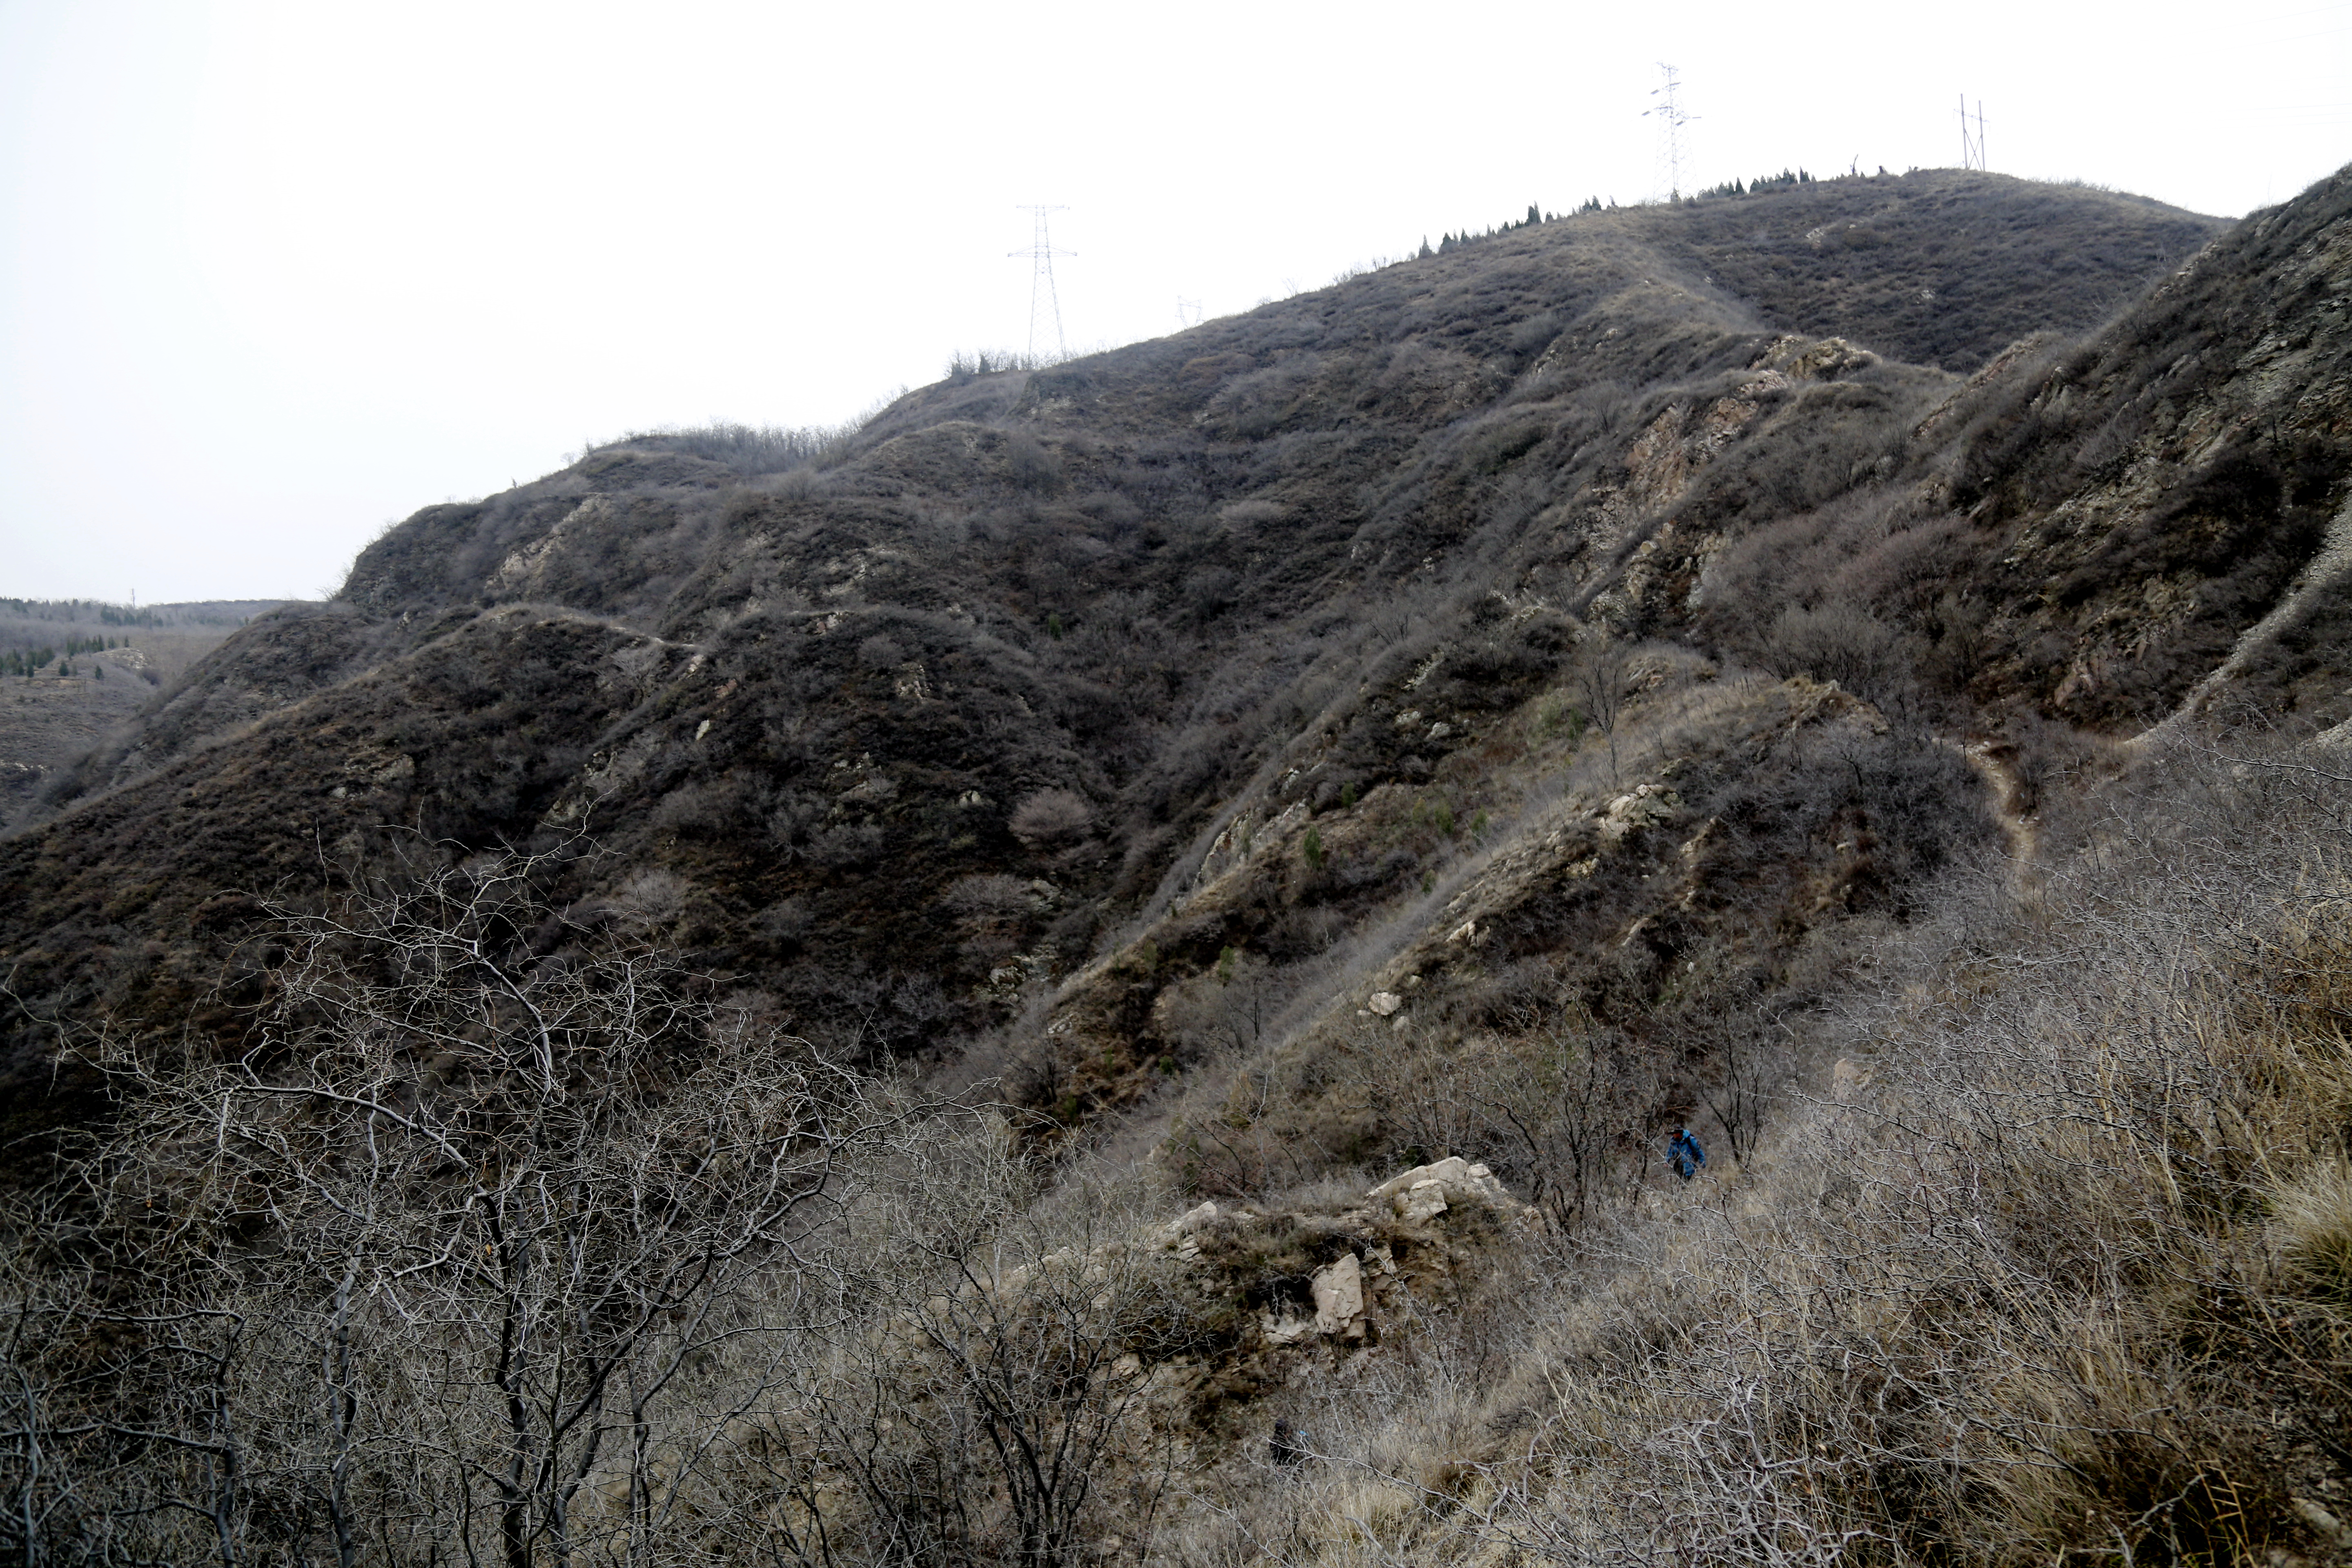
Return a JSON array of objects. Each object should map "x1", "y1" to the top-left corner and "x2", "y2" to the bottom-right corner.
[
  {"x1": 1958, "y1": 95, "x2": 1989, "y2": 170},
  {"x1": 1009, "y1": 205, "x2": 1073, "y2": 362},
  {"x1": 1645, "y1": 64, "x2": 1696, "y2": 200}
]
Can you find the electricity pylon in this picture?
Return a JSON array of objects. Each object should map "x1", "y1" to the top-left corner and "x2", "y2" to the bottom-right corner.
[
  {"x1": 1645, "y1": 63, "x2": 1696, "y2": 200},
  {"x1": 1010, "y1": 206, "x2": 1073, "y2": 362}
]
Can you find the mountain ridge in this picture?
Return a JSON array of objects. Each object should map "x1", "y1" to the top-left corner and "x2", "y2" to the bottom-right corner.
[{"x1": 2, "y1": 169, "x2": 2311, "y2": 1113}]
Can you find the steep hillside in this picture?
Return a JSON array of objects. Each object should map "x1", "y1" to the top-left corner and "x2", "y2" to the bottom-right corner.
[
  {"x1": 10, "y1": 163, "x2": 2352, "y2": 1564},
  {"x1": 0, "y1": 171, "x2": 2250, "y2": 1121}
]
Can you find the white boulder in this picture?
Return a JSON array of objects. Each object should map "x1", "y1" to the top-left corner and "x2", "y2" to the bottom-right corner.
[
  {"x1": 1365, "y1": 1156, "x2": 1532, "y2": 1222},
  {"x1": 1311, "y1": 1253, "x2": 1366, "y2": 1339}
]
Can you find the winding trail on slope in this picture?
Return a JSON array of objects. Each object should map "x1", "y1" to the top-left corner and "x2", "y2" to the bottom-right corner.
[{"x1": 1958, "y1": 739, "x2": 2040, "y2": 874}]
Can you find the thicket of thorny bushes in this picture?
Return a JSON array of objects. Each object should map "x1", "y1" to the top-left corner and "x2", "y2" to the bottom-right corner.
[
  {"x1": 7, "y1": 728, "x2": 2352, "y2": 1565},
  {"x1": 1209, "y1": 735, "x2": 2352, "y2": 1566}
]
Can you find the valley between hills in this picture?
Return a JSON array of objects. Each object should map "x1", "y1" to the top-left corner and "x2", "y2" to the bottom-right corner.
[{"x1": 5, "y1": 163, "x2": 2352, "y2": 1565}]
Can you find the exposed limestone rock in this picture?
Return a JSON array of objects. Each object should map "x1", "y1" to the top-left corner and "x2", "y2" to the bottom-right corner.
[
  {"x1": 1158, "y1": 1200, "x2": 1220, "y2": 1260},
  {"x1": 1760, "y1": 334, "x2": 1880, "y2": 381},
  {"x1": 1365, "y1": 1156, "x2": 1534, "y2": 1223},
  {"x1": 1397, "y1": 1180, "x2": 1449, "y2": 1223},
  {"x1": 1261, "y1": 1311, "x2": 1316, "y2": 1346},
  {"x1": 1598, "y1": 782, "x2": 1682, "y2": 842},
  {"x1": 1367, "y1": 991, "x2": 1403, "y2": 1016},
  {"x1": 1310, "y1": 1253, "x2": 1365, "y2": 1339}
]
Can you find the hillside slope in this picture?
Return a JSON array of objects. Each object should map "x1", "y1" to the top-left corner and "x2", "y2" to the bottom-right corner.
[
  {"x1": 9, "y1": 165, "x2": 2352, "y2": 1564},
  {"x1": 1, "y1": 171, "x2": 2260, "y2": 1110}
]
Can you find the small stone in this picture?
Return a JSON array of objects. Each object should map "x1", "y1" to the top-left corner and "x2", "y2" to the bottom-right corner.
[
  {"x1": 1262, "y1": 1312, "x2": 1315, "y2": 1345},
  {"x1": 1368, "y1": 991, "x2": 1403, "y2": 1016},
  {"x1": 2293, "y1": 1498, "x2": 2349, "y2": 1541}
]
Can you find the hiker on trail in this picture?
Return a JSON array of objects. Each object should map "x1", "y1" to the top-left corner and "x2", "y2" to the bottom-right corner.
[{"x1": 1666, "y1": 1126, "x2": 1706, "y2": 1181}]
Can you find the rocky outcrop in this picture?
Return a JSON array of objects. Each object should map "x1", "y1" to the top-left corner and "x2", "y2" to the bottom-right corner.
[
  {"x1": 1597, "y1": 782, "x2": 1682, "y2": 842},
  {"x1": 1152, "y1": 1157, "x2": 1537, "y2": 1358},
  {"x1": 1359, "y1": 1156, "x2": 1538, "y2": 1226}
]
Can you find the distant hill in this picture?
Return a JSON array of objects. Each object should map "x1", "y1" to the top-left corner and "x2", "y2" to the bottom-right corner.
[{"x1": 0, "y1": 597, "x2": 290, "y2": 828}]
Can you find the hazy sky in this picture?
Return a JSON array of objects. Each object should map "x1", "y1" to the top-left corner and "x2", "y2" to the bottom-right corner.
[{"x1": 3, "y1": 0, "x2": 2345, "y2": 605}]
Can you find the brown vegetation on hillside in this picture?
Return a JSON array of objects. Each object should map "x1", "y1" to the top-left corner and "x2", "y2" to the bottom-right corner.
[{"x1": 4, "y1": 164, "x2": 2351, "y2": 1563}]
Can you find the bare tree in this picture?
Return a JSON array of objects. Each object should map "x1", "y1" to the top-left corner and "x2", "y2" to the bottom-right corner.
[
  {"x1": 1686, "y1": 1016, "x2": 1783, "y2": 1166},
  {"x1": 1575, "y1": 633, "x2": 1636, "y2": 786},
  {"x1": 804, "y1": 1143, "x2": 1194, "y2": 1567},
  {"x1": 1472, "y1": 1021, "x2": 1657, "y2": 1234},
  {"x1": 4, "y1": 849, "x2": 927, "y2": 1567}
]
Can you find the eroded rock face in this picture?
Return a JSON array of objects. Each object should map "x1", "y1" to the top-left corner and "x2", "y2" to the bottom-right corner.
[
  {"x1": 1310, "y1": 1253, "x2": 1365, "y2": 1339},
  {"x1": 1398, "y1": 1180, "x2": 1448, "y2": 1223}
]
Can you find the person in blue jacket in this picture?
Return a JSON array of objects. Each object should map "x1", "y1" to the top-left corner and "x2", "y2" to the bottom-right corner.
[{"x1": 1666, "y1": 1126, "x2": 1707, "y2": 1181}]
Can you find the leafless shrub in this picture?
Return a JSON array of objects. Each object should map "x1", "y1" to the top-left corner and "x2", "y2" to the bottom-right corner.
[
  {"x1": 1156, "y1": 949, "x2": 1281, "y2": 1065},
  {"x1": 1010, "y1": 788, "x2": 1094, "y2": 853},
  {"x1": 1757, "y1": 601, "x2": 1924, "y2": 726},
  {"x1": 804, "y1": 1155, "x2": 1196, "y2": 1567},
  {"x1": 943, "y1": 873, "x2": 1033, "y2": 920},
  {"x1": 1573, "y1": 633, "x2": 1636, "y2": 784},
  {"x1": 1, "y1": 849, "x2": 934, "y2": 1566},
  {"x1": 806, "y1": 820, "x2": 886, "y2": 868},
  {"x1": 601, "y1": 420, "x2": 851, "y2": 476},
  {"x1": 1002, "y1": 433, "x2": 1062, "y2": 494}
]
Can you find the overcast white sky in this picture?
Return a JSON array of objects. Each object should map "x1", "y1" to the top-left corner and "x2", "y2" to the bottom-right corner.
[{"x1": 2, "y1": 0, "x2": 2345, "y2": 605}]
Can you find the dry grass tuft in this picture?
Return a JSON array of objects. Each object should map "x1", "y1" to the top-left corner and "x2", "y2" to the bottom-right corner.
[{"x1": 2272, "y1": 1156, "x2": 2352, "y2": 1299}]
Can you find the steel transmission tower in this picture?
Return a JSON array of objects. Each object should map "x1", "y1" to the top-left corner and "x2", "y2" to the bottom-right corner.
[
  {"x1": 1010, "y1": 206, "x2": 1074, "y2": 362},
  {"x1": 1645, "y1": 64, "x2": 1696, "y2": 200},
  {"x1": 1958, "y1": 95, "x2": 1988, "y2": 170}
]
